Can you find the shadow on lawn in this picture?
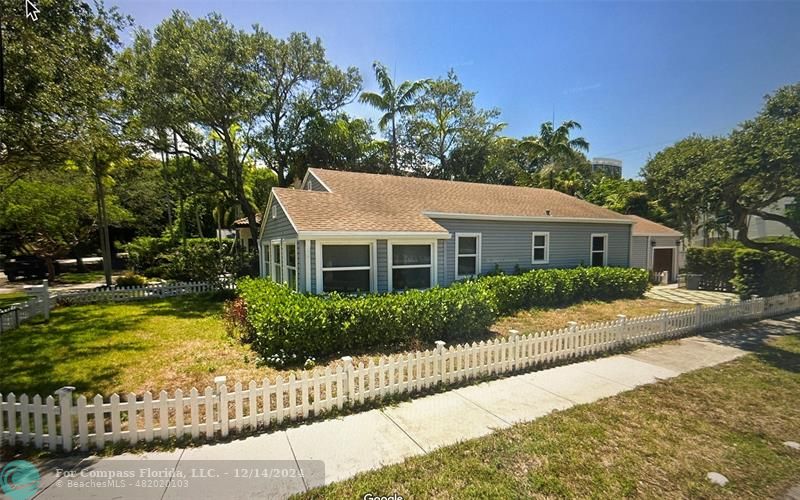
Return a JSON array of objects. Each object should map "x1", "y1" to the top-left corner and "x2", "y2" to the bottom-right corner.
[
  {"x1": 137, "y1": 293, "x2": 226, "y2": 320},
  {"x1": 697, "y1": 313, "x2": 800, "y2": 374}
]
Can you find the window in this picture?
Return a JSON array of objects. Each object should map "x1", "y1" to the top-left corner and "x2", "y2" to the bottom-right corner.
[
  {"x1": 271, "y1": 205, "x2": 277, "y2": 219},
  {"x1": 321, "y1": 244, "x2": 372, "y2": 293},
  {"x1": 390, "y1": 243, "x2": 433, "y2": 291},
  {"x1": 272, "y1": 242, "x2": 282, "y2": 282},
  {"x1": 263, "y1": 242, "x2": 270, "y2": 278},
  {"x1": 591, "y1": 234, "x2": 607, "y2": 267},
  {"x1": 532, "y1": 232, "x2": 549, "y2": 264},
  {"x1": 285, "y1": 241, "x2": 298, "y2": 291},
  {"x1": 455, "y1": 233, "x2": 481, "y2": 278}
]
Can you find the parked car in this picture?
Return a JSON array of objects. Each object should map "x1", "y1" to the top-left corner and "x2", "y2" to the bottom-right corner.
[{"x1": 4, "y1": 255, "x2": 53, "y2": 281}]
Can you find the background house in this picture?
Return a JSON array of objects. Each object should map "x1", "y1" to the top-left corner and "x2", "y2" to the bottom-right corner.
[{"x1": 626, "y1": 215, "x2": 683, "y2": 283}]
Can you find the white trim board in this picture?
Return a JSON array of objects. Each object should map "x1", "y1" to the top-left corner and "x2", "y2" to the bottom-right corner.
[{"x1": 424, "y1": 211, "x2": 634, "y2": 225}]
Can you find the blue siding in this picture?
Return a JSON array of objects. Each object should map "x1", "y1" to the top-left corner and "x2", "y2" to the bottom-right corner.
[
  {"x1": 434, "y1": 218, "x2": 632, "y2": 286},
  {"x1": 377, "y1": 240, "x2": 388, "y2": 293},
  {"x1": 309, "y1": 240, "x2": 316, "y2": 292},
  {"x1": 262, "y1": 198, "x2": 297, "y2": 241}
]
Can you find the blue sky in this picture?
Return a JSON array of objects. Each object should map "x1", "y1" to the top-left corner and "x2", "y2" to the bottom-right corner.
[{"x1": 109, "y1": 0, "x2": 800, "y2": 178}]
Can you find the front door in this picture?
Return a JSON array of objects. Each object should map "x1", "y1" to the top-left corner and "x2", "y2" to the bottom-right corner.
[{"x1": 652, "y1": 248, "x2": 674, "y2": 282}]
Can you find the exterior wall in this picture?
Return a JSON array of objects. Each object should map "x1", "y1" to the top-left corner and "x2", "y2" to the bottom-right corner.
[
  {"x1": 631, "y1": 236, "x2": 648, "y2": 269},
  {"x1": 262, "y1": 200, "x2": 297, "y2": 242},
  {"x1": 304, "y1": 174, "x2": 329, "y2": 192},
  {"x1": 309, "y1": 240, "x2": 317, "y2": 293},
  {"x1": 376, "y1": 240, "x2": 388, "y2": 293},
  {"x1": 432, "y1": 219, "x2": 632, "y2": 286}
]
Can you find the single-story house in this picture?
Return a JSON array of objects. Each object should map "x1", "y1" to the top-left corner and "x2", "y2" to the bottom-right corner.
[
  {"x1": 232, "y1": 213, "x2": 262, "y2": 251},
  {"x1": 625, "y1": 214, "x2": 683, "y2": 283},
  {"x1": 258, "y1": 168, "x2": 675, "y2": 294}
]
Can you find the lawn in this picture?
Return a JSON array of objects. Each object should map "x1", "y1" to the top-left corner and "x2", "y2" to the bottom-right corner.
[
  {"x1": 0, "y1": 295, "x2": 693, "y2": 398},
  {"x1": 0, "y1": 291, "x2": 29, "y2": 308},
  {"x1": 55, "y1": 270, "x2": 107, "y2": 285},
  {"x1": 298, "y1": 323, "x2": 800, "y2": 499}
]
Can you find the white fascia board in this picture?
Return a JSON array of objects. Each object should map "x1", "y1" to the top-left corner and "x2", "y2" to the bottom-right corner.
[
  {"x1": 423, "y1": 211, "x2": 635, "y2": 225},
  {"x1": 297, "y1": 231, "x2": 451, "y2": 240}
]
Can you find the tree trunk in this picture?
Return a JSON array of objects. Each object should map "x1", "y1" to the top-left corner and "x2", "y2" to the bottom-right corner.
[
  {"x1": 391, "y1": 115, "x2": 398, "y2": 175},
  {"x1": 93, "y1": 153, "x2": 113, "y2": 287}
]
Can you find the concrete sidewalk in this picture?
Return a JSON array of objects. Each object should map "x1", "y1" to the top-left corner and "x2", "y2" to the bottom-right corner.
[{"x1": 29, "y1": 315, "x2": 799, "y2": 500}]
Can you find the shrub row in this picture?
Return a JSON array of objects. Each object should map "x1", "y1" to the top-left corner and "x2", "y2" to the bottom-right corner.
[
  {"x1": 233, "y1": 267, "x2": 650, "y2": 365},
  {"x1": 686, "y1": 243, "x2": 800, "y2": 298},
  {"x1": 126, "y1": 237, "x2": 256, "y2": 282},
  {"x1": 733, "y1": 249, "x2": 800, "y2": 298}
]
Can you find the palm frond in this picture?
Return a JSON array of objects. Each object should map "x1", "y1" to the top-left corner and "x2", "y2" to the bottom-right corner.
[{"x1": 359, "y1": 91, "x2": 389, "y2": 111}]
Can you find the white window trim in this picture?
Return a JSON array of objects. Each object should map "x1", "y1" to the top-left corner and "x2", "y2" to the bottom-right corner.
[
  {"x1": 387, "y1": 239, "x2": 438, "y2": 292},
  {"x1": 531, "y1": 231, "x2": 550, "y2": 264},
  {"x1": 283, "y1": 239, "x2": 298, "y2": 291},
  {"x1": 261, "y1": 241, "x2": 269, "y2": 277},
  {"x1": 455, "y1": 233, "x2": 482, "y2": 279},
  {"x1": 315, "y1": 240, "x2": 376, "y2": 294},
  {"x1": 590, "y1": 233, "x2": 608, "y2": 267},
  {"x1": 270, "y1": 239, "x2": 283, "y2": 282}
]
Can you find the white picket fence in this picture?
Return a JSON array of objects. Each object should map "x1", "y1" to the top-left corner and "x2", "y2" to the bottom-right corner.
[
  {"x1": 55, "y1": 279, "x2": 235, "y2": 305},
  {"x1": 0, "y1": 279, "x2": 233, "y2": 333},
  {"x1": 2, "y1": 291, "x2": 799, "y2": 453}
]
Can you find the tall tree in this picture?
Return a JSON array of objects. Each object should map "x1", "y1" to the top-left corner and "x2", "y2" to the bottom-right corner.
[
  {"x1": 0, "y1": 0, "x2": 129, "y2": 193},
  {"x1": 119, "y1": 12, "x2": 263, "y2": 244},
  {"x1": 404, "y1": 69, "x2": 503, "y2": 179},
  {"x1": 520, "y1": 120, "x2": 590, "y2": 189},
  {"x1": 721, "y1": 84, "x2": 800, "y2": 257},
  {"x1": 251, "y1": 30, "x2": 362, "y2": 187},
  {"x1": 359, "y1": 62, "x2": 428, "y2": 174}
]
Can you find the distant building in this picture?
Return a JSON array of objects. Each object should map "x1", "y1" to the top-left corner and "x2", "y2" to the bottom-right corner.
[{"x1": 591, "y1": 157, "x2": 623, "y2": 178}]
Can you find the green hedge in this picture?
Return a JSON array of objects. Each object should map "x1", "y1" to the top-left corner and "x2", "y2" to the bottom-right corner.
[
  {"x1": 686, "y1": 247, "x2": 736, "y2": 287},
  {"x1": 733, "y1": 249, "x2": 800, "y2": 298},
  {"x1": 233, "y1": 267, "x2": 650, "y2": 365},
  {"x1": 126, "y1": 237, "x2": 255, "y2": 282}
]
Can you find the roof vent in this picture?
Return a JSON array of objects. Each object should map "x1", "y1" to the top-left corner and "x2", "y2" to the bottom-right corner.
[{"x1": 545, "y1": 209, "x2": 551, "y2": 216}]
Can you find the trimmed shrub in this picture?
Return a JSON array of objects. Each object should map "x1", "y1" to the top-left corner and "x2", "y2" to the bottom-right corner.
[
  {"x1": 733, "y1": 249, "x2": 800, "y2": 298},
  {"x1": 686, "y1": 247, "x2": 736, "y2": 288},
  {"x1": 115, "y1": 272, "x2": 148, "y2": 287},
  {"x1": 233, "y1": 267, "x2": 650, "y2": 365}
]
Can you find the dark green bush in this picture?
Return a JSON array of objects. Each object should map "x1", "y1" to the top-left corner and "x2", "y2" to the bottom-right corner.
[
  {"x1": 234, "y1": 267, "x2": 649, "y2": 364},
  {"x1": 236, "y1": 278, "x2": 497, "y2": 365},
  {"x1": 126, "y1": 237, "x2": 250, "y2": 282},
  {"x1": 733, "y1": 249, "x2": 800, "y2": 298},
  {"x1": 686, "y1": 247, "x2": 737, "y2": 288}
]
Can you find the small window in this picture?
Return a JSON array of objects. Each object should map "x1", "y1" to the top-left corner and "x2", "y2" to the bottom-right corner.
[
  {"x1": 264, "y1": 243, "x2": 270, "y2": 277},
  {"x1": 271, "y1": 205, "x2": 277, "y2": 219},
  {"x1": 390, "y1": 243, "x2": 433, "y2": 291},
  {"x1": 272, "y1": 243, "x2": 282, "y2": 281},
  {"x1": 285, "y1": 242, "x2": 298, "y2": 291},
  {"x1": 591, "y1": 234, "x2": 607, "y2": 267},
  {"x1": 456, "y1": 233, "x2": 480, "y2": 278},
  {"x1": 321, "y1": 244, "x2": 372, "y2": 293},
  {"x1": 532, "y1": 232, "x2": 549, "y2": 264}
]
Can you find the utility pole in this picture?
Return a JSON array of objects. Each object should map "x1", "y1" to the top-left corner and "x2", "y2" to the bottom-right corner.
[{"x1": 0, "y1": 4, "x2": 5, "y2": 108}]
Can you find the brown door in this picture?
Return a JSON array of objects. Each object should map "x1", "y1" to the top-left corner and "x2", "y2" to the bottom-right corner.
[{"x1": 652, "y1": 248, "x2": 674, "y2": 281}]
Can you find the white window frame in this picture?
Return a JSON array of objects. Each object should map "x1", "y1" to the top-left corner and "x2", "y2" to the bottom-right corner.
[
  {"x1": 531, "y1": 231, "x2": 550, "y2": 264},
  {"x1": 590, "y1": 233, "x2": 608, "y2": 267},
  {"x1": 388, "y1": 239, "x2": 438, "y2": 292},
  {"x1": 261, "y1": 241, "x2": 270, "y2": 278},
  {"x1": 270, "y1": 240, "x2": 283, "y2": 283},
  {"x1": 315, "y1": 240, "x2": 376, "y2": 294},
  {"x1": 455, "y1": 233, "x2": 481, "y2": 279},
  {"x1": 283, "y1": 239, "x2": 298, "y2": 291}
]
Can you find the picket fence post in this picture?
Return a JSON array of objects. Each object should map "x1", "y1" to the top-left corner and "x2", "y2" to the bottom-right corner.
[
  {"x1": 694, "y1": 303, "x2": 703, "y2": 330},
  {"x1": 56, "y1": 386, "x2": 75, "y2": 452},
  {"x1": 660, "y1": 309, "x2": 669, "y2": 335},
  {"x1": 215, "y1": 376, "x2": 228, "y2": 438},
  {"x1": 616, "y1": 314, "x2": 627, "y2": 346},
  {"x1": 509, "y1": 329, "x2": 519, "y2": 371},
  {"x1": 435, "y1": 340, "x2": 446, "y2": 384},
  {"x1": 341, "y1": 356, "x2": 354, "y2": 403}
]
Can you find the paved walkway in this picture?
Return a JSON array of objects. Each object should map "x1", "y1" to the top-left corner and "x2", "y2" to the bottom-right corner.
[
  {"x1": 27, "y1": 314, "x2": 799, "y2": 500},
  {"x1": 646, "y1": 284, "x2": 740, "y2": 305}
]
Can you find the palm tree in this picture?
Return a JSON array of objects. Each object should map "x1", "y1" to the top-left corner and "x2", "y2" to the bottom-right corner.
[
  {"x1": 359, "y1": 62, "x2": 428, "y2": 174},
  {"x1": 521, "y1": 120, "x2": 590, "y2": 189}
]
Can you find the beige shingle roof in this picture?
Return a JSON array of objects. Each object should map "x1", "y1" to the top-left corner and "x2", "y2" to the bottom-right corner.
[
  {"x1": 273, "y1": 168, "x2": 634, "y2": 234},
  {"x1": 624, "y1": 214, "x2": 682, "y2": 236}
]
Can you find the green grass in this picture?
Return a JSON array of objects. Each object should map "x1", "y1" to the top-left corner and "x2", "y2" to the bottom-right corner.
[
  {"x1": 0, "y1": 294, "x2": 278, "y2": 397},
  {"x1": 56, "y1": 270, "x2": 107, "y2": 284},
  {"x1": 0, "y1": 291, "x2": 29, "y2": 308},
  {"x1": 298, "y1": 322, "x2": 800, "y2": 499}
]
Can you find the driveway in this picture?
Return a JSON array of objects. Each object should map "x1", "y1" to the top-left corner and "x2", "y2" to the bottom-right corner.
[{"x1": 646, "y1": 284, "x2": 739, "y2": 305}]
